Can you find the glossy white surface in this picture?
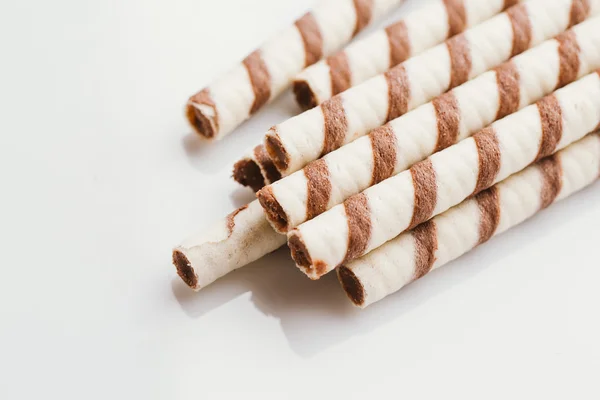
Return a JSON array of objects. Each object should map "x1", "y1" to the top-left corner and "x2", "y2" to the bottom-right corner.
[{"x1": 0, "y1": 0, "x2": 599, "y2": 399}]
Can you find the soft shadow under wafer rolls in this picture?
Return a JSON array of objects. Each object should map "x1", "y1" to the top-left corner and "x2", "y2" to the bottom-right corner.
[
  {"x1": 288, "y1": 71, "x2": 600, "y2": 280},
  {"x1": 339, "y1": 132, "x2": 600, "y2": 308},
  {"x1": 258, "y1": 18, "x2": 600, "y2": 233},
  {"x1": 173, "y1": 200, "x2": 285, "y2": 291},
  {"x1": 294, "y1": 0, "x2": 526, "y2": 110},
  {"x1": 265, "y1": 0, "x2": 599, "y2": 177},
  {"x1": 186, "y1": 0, "x2": 404, "y2": 141}
]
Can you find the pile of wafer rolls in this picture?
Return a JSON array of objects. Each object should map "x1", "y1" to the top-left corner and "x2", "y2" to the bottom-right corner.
[{"x1": 176, "y1": 0, "x2": 600, "y2": 308}]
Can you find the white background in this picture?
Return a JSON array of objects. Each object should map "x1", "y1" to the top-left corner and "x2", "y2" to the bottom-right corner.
[{"x1": 1, "y1": 0, "x2": 599, "y2": 399}]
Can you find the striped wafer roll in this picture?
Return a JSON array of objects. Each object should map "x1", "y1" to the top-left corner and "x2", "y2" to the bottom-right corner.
[
  {"x1": 294, "y1": 0, "x2": 526, "y2": 110},
  {"x1": 266, "y1": 0, "x2": 599, "y2": 177},
  {"x1": 338, "y1": 132, "x2": 600, "y2": 308},
  {"x1": 258, "y1": 18, "x2": 600, "y2": 232},
  {"x1": 173, "y1": 200, "x2": 286, "y2": 291},
  {"x1": 288, "y1": 71, "x2": 600, "y2": 280},
  {"x1": 186, "y1": 0, "x2": 404, "y2": 141},
  {"x1": 233, "y1": 145, "x2": 281, "y2": 192}
]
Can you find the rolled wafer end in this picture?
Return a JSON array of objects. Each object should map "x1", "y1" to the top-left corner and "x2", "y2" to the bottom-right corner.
[
  {"x1": 233, "y1": 158, "x2": 266, "y2": 192},
  {"x1": 265, "y1": 129, "x2": 290, "y2": 173},
  {"x1": 287, "y1": 231, "x2": 328, "y2": 280},
  {"x1": 172, "y1": 249, "x2": 200, "y2": 290},
  {"x1": 337, "y1": 266, "x2": 366, "y2": 308},
  {"x1": 293, "y1": 79, "x2": 319, "y2": 111},
  {"x1": 186, "y1": 102, "x2": 217, "y2": 140},
  {"x1": 257, "y1": 186, "x2": 289, "y2": 233}
]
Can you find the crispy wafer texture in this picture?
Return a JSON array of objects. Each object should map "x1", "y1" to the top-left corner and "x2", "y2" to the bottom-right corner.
[
  {"x1": 294, "y1": 0, "x2": 526, "y2": 109},
  {"x1": 233, "y1": 145, "x2": 282, "y2": 192},
  {"x1": 173, "y1": 200, "x2": 286, "y2": 290},
  {"x1": 338, "y1": 132, "x2": 600, "y2": 308},
  {"x1": 258, "y1": 18, "x2": 600, "y2": 233},
  {"x1": 287, "y1": 71, "x2": 600, "y2": 280},
  {"x1": 266, "y1": 0, "x2": 599, "y2": 177},
  {"x1": 186, "y1": 0, "x2": 403, "y2": 140}
]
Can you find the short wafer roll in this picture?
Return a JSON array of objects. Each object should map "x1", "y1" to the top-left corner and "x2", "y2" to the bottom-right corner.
[
  {"x1": 259, "y1": 18, "x2": 600, "y2": 232},
  {"x1": 173, "y1": 200, "x2": 286, "y2": 291},
  {"x1": 294, "y1": 0, "x2": 525, "y2": 109},
  {"x1": 187, "y1": 0, "x2": 404, "y2": 141},
  {"x1": 288, "y1": 71, "x2": 600, "y2": 279},
  {"x1": 338, "y1": 132, "x2": 600, "y2": 308},
  {"x1": 233, "y1": 145, "x2": 282, "y2": 192},
  {"x1": 266, "y1": 0, "x2": 598, "y2": 177}
]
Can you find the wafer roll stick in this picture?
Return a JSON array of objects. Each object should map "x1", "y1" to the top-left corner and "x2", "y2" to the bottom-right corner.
[
  {"x1": 338, "y1": 132, "x2": 600, "y2": 308},
  {"x1": 186, "y1": 0, "x2": 404, "y2": 141},
  {"x1": 266, "y1": 0, "x2": 599, "y2": 177},
  {"x1": 294, "y1": 0, "x2": 525, "y2": 110},
  {"x1": 288, "y1": 71, "x2": 600, "y2": 280},
  {"x1": 258, "y1": 18, "x2": 600, "y2": 233},
  {"x1": 173, "y1": 201, "x2": 286, "y2": 291},
  {"x1": 233, "y1": 145, "x2": 281, "y2": 192}
]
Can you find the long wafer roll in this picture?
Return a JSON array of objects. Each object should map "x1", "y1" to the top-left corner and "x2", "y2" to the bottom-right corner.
[
  {"x1": 259, "y1": 18, "x2": 600, "y2": 232},
  {"x1": 266, "y1": 0, "x2": 599, "y2": 177},
  {"x1": 288, "y1": 71, "x2": 600, "y2": 280},
  {"x1": 294, "y1": 0, "x2": 525, "y2": 110},
  {"x1": 187, "y1": 0, "x2": 404, "y2": 141},
  {"x1": 172, "y1": 200, "x2": 286, "y2": 291},
  {"x1": 338, "y1": 132, "x2": 600, "y2": 308}
]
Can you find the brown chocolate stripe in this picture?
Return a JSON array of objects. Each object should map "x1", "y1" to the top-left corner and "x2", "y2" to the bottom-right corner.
[
  {"x1": 433, "y1": 92, "x2": 461, "y2": 152},
  {"x1": 495, "y1": 62, "x2": 521, "y2": 120},
  {"x1": 352, "y1": 0, "x2": 375, "y2": 37},
  {"x1": 475, "y1": 186, "x2": 501, "y2": 245},
  {"x1": 409, "y1": 159, "x2": 437, "y2": 229},
  {"x1": 295, "y1": 12, "x2": 324, "y2": 67},
  {"x1": 536, "y1": 95, "x2": 563, "y2": 160},
  {"x1": 226, "y1": 205, "x2": 249, "y2": 237},
  {"x1": 447, "y1": 35, "x2": 472, "y2": 89},
  {"x1": 412, "y1": 220, "x2": 438, "y2": 281},
  {"x1": 473, "y1": 127, "x2": 501, "y2": 195},
  {"x1": 370, "y1": 125, "x2": 398, "y2": 185},
  {"x1": 385, "y1": 66, "x2": 410, "y2": 122},
  {"x1": 188, "y1": 88, "x2": 219, "y2": 138},
  {"x1": 343, "y1": 193, "x2": 372, "y2": 264},
  {"x1": 327, "y1": 53, "x2": 352, "y2": 97},
  {"x1": 305, "y1": 159, "x2": 332, "y2": 221},
  {"x1": 321, "y1": 96, "x2": 348, "y2": 156},
  {"x1": 556, "y1": 31, "x2": 581, "y2": 90},
  {"x1": 538, "y1": 154, "x2": 563, "y2": 209},
  {"x1": 507, "y1": 4, "x2": 533, "y2": 57},
  {"x1": 243, "y1": 50, "x2": 271, "y2": 114},
  {"x1": 385, "y1": 20, "x2": 411, "y2": 68},
  {"x1": 569, "y1": 0, "x2": 591, "y2": 27},
  {"x1": 503, "y1": 0, "x2": 520, "y2": 9},
  {"x1": 443, "y1": 0, "x2": 467, "y2": 37},
  {"x1": 254, "y1": 145, "x2": 281, "y2": 184}
]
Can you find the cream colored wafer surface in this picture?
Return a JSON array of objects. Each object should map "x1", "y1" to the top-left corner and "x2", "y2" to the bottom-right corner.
[
  {"x1": 258, "y1": 18, "x2": 600, "y2": 233},
  {"x1": 186, "y1": 0, "x2": 403, "y2": 141},
  {"x1": 173, "y1": 200, "x2": 286, "y2": 291},
  {"x1": 339, "y1": 132, "x2": 600, "y2": 308},
  {"x1": 265, "y1": 0, "x2": 599, "y2": 177},
  {"x1": 288, "y1": 71, "x2": 600, "y2": 280},
  {"x1": 294, "y1": 0, "x2": 525, "y2": 109}
]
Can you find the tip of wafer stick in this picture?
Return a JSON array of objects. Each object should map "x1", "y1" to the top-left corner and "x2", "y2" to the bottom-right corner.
[
  {"x1": 293, "y1": 79, "x2": 318, "y2": 111},
  {"x1": 257, "y1": 186, "x2": 289, "y2": 232},
  {"x1": 172, "y1": 249, "x2": 199, "y2": 290},
  {"x1": 264, "y1": 131, "x2": 290, "y2": 173},
  {"x1": 233, "y1": 158, "x2": 265, "y2": 192},
  {"x1": 337, "y1": 266, "x2": 365, "y2": 307},
  {"x1": 186, "y1": 103, "x2": 215, "y2": 139}
]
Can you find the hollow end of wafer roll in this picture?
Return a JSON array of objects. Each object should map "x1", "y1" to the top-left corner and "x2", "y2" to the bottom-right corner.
[
  {"x1": 233, "y1": 158, "x2": 266, "y2": 192},
  {"x1": 257, "y1": 186, "x2": 289, "y2": 232},
  {"x1": 172, "y1": 249, "x2": 200, "y2": 290},
  {"x1": 265, "y1": 131, "x2": 290, "y2": 172},
  {"x1": 337, "y1": 266, "x2": 365, "y2": 308},
  {"x1": 186, "y1": 103, "x2": 216, "y2": 139},
  {"x1": 293, "y1": 79, "x2": 318, "y2": 111}
]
